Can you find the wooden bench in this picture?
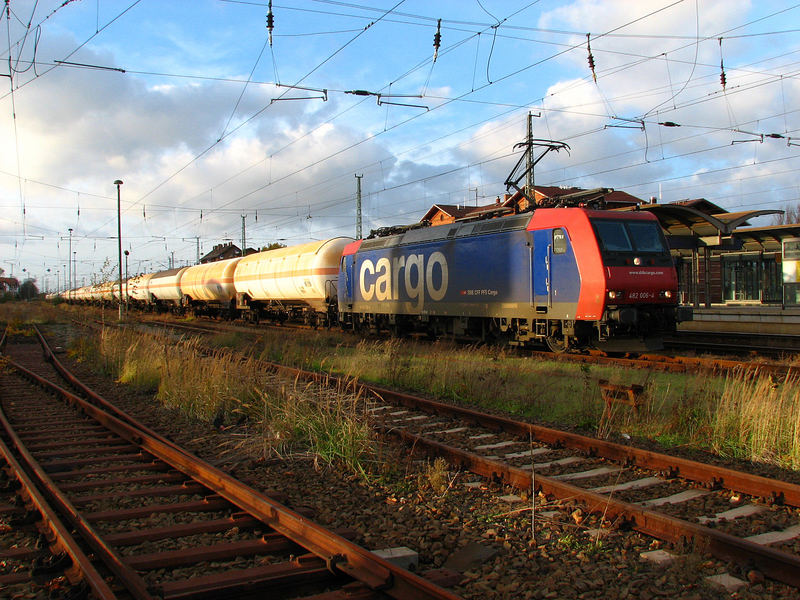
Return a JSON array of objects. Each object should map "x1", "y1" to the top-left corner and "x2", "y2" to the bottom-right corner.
[{"x1": 598, "y1": 379, "x2": 645, "y2": 412}]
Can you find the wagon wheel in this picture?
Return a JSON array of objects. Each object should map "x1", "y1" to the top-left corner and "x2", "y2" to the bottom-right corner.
[{"x1": 546, "y1": 333, "x2": 570, "y2": 353}]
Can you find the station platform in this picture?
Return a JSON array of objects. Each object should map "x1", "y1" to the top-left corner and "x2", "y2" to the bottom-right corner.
[{"x1": 677, "y1": 304, "x2": 800, "y2": 336}]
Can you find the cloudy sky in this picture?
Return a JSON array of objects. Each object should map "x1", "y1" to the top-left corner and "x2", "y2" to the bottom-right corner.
[{"x1": 1, "y1": 0, "x2": 798, "y2": 289}]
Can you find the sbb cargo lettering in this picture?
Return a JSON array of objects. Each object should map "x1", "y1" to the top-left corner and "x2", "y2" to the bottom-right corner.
[{"x1": 359, "y1": 252, "x2": 448, "y2": 308}]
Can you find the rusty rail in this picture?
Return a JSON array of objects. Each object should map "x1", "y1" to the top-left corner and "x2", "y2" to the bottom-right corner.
[
  {"x1": 20, "y1": 328, "x2": 463, "y2": 600},
  {"x1": 381, "y1": 425, "x2": 800, "y2": 588},
  {"x1": 1, "y1": 366, "x2": 159, "y2": 599},
  {"x1": 0, "y1": 423, "x2": 117, "y2": 599}
]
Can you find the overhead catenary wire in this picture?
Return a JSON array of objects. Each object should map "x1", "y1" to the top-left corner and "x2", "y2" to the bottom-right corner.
[
  {"x1": 150, "y1": 0, "x2": 679, "y2": 237},
  {"x1": 4, "y1": 2, "x2": 800, "y2": 276}
]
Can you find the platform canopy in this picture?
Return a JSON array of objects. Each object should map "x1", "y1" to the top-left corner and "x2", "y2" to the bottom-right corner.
[
  {"x1": 633, "y1": 204, "x2": 784, "y2": 250},
  {"x1": 729, "y1": 223, "x2": 800, "y2": 252}
]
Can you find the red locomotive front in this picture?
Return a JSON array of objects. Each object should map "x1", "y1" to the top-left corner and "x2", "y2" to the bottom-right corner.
[{"x1": 529, "y1": 208, "x2": 689, "y2": 352}]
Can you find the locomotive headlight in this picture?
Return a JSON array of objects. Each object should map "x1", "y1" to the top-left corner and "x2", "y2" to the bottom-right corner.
[
  {"x1": 607, "y1": 290, "x2": 624, "y2": 300},
  {"x1": 633, "y1": 257, "x2": 642, "y2": 266},
  {"x1": 660, "y1": 290, "x2": 673, "y2": 299}
]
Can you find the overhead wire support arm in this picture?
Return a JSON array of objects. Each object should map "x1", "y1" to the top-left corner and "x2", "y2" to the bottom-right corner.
[
  {"x1": 269, "y1": 83, "x2": 327, "y2": 103},
  {"x1": 54, "y1": 60, "x2": 125, "y2": 73},
  {"x1": 377, "y1": 94, "x2": 428, "y2": 110},
  {"x1": 604, "y1": 116, "x2": 644, "y2": 130},
  {"x1": 344, "y1": 89, "x2": 428, "y2": 110}
]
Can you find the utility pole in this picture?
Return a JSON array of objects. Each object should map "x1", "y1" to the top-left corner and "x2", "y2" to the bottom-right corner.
[
  {"x1": 241, "y1": 215, "x2": 246, "y2": 255},
  {"x1": 355, "y1": 174, "x2": 363, "y2": 239},
  {"x1": 68, "y1": 228, "x2": 73, "y2": 291},
  {"x1": 114, "y1": 179, "x2": 124, "y2": 321},
  {"x1": 124, "y1": 250, "x2": 129, "y2": 311},
  {"x1": 526, "y1": 111, "x2": 534, "y2": 203}
]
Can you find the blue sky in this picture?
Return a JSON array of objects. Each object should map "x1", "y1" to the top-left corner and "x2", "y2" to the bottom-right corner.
[{"x1": 1, "y1": 0, "x2": 799, "y2": 288}]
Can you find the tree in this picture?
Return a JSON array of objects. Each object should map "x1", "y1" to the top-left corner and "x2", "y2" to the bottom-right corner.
[
  {"x1": 772, "y1": 203, "x2": 800, "y2": 225},
  {"x1": 18, "y1": 279, "x2": 39, "y2": 300},
  {"x1": 260, "y1": 242, "x2": 287, "y2": 251},
  {"x1": 0, "y1": 268, "x2": 19, "y2": 293}
]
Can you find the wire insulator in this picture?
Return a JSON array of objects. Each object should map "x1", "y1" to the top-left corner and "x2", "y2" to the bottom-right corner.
[
  {"x1": 266, "y1": 0, "x2": 274, "y2": 47},
  {"x1": 433, "y1": 18, "x2": 442, "y2": 63},
  {"x1": 586, "y1": 33, "x2": 596, "y2": 83},
  {"x1": 718, "y1": 37, "x2": 726, "y2": 91}
]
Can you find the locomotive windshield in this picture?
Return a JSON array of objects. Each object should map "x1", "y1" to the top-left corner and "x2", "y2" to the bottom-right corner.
[{"x1": 592, "y1": 219, "x2": 668, "y2": 254}]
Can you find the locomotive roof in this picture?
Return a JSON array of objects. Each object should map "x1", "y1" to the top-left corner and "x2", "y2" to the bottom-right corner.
[{"x1": 360, "y1": 212, "x2": 533, "y2": 251}]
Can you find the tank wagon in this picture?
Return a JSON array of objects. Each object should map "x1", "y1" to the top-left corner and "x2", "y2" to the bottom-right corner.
[
  {"x1": 148, "y1": 267, "x2": 188, "y2": 312},
  {"x1": 338, "y1": 207, "x2": 688, "y2": 352},
  {"x1": 128, "y1": 273, "x2": 154, "y2": 309},
  {"x1": 234, "y1": 238, "x2": 353, "y2": 325},
  {"x1": 179, "y1": 257, "x2": 241, "y2": 317}
]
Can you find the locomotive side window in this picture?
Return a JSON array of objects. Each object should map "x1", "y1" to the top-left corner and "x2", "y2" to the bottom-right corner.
[{"x1": 552, "y1": 228, "x2": 567, "y2": 254}]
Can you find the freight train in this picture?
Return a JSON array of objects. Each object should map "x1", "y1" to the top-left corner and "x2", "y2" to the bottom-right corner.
[{"x1": 58, "y1": 206, "x2": 691, "y2": 352}]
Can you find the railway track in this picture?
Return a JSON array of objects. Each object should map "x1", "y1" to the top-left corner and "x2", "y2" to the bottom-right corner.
[
  {"x1": 0, "y1": 326, "x2": 463, "y2": 599},
  {"x1": 666, "y1": 330, "x2": 800, "y2": 356},
  {"x1": 143, "y1": 313, "x2": 800, "y2": 383},
  {"x1": 119, "y1": 317, "x2": 800, "y2": 592}
]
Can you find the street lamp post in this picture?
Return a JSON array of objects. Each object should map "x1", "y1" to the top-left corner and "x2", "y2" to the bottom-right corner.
[{"x1": 115, "y1": 180, "x2": 124, "y2": 321}]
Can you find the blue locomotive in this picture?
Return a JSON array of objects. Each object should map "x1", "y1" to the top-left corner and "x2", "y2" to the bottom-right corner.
[{"x1": 338, "y1": 207, "x2": 689, "y2": 352}]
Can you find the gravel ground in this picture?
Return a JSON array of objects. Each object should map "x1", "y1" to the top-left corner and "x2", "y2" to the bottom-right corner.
[{"x1": 15, "y1": 322, "x2": 797, "y2": 599}]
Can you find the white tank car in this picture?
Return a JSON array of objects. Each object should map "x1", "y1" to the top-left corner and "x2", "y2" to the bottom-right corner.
[
  {"x1": 181, "y1": 257, "x2": 242, "y2": 303},
  {"x1": 128, "y1": 273, "x2": 155, "y2": 305},
  {"x1": 97, "y1": 281, "x2": 114, "y2": 303},
  {"x1": 234, "y1": 238, "x2": 353, "y2": 312},
  {"x1": 149, "y1": 267, "x2": 188, "y2": 306}
]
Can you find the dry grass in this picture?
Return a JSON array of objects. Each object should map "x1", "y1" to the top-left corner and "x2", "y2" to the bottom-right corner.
[
  {"x1": 0, "y1": 300, "x2": 63, "y2": 329},
  {"x1": 710, "y1": 369, "x2": 800, "y2": 469},
  {"x1": 71, "y1": 326, "x2": 374, "y2": 476},
  {"x1": 54, "y1": 312, "x2": 800, "y2": 474}
]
